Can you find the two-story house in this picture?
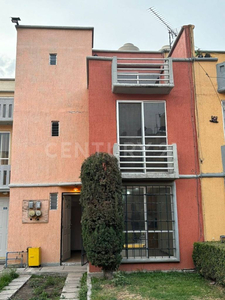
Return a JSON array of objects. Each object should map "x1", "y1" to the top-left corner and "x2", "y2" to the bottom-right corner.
[{"x1": 6, "y1": 24, "x2": 205, "y2": 271}]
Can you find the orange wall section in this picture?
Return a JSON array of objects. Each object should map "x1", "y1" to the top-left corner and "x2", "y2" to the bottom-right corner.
[
  {"x1": 8, "y1": 187, "x2": 61, "y2": 264},
  {"x1": 88, "y1": 49, "x2": 203, "y2": 270},
  {"x1": 88, "y1": 59, "x2": 199, "y2": 176},
  {"x1": 7, "y1": 185, "x2": 77, "y2": 264},
  {"x1": 12, "y1": 28, "x2": 92, "y2": 184}
]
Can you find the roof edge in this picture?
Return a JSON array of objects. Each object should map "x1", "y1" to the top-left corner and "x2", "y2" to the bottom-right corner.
[
  {"x1": 16, "y1": 25, "x2": 94, "y2": 30},
  {"x1": 16, "y1": 25, "x2": 94, "y2": 48},
  {"x1": 93, "y1": 49, "x2": 163, "y2": 54}
]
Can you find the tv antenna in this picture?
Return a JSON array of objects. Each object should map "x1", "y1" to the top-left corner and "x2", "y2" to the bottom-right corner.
[{"x1": 148, "y1": 7, "x2": 177, "y2": 49}]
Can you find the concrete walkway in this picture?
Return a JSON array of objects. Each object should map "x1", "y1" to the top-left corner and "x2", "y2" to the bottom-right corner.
[
  {"x1": 0, "y1": 274, "x2": 31, "y2": 300},
  {"x1": 0, "y1": 265, "x2": 87, "y2": 300},
  {"x1": 17, "y1": 265, "x2": 87, "y2": 275},
  {"x1": 60, "y1": 272, "x2": 83, "y2": 300}
]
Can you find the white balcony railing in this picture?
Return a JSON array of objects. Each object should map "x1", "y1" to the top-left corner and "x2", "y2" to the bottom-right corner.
[
  {"x1": 112, "y1": 57, "x2": 174, "y2": 94},
  {"x1": 113, "y1": 143, "x2": 179, "y2": 179},
  {"x1": 0, "y1": 165, "x2": 11, "y2": 189},
  {"x1": 0, "y1": 98, "x2": 14, "y2": 123}
]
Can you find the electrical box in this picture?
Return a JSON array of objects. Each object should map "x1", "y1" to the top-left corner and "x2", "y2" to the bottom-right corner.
[
  {"x1": 36, "y1": 201, "x2": 41, "y2": 209},
  {"x1": 28, "y1": 201, "x2": 34, "y2": 209},
  {"x1": 28, "y1": 247, "x2": 41, "y2": 267}
]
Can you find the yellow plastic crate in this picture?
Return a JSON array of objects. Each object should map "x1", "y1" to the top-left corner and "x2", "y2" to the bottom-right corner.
[{"x1": 28, "y1": 247, "x2": 41, "y2": 267}]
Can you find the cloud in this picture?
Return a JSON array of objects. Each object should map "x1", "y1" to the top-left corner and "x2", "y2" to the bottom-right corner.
[{"x1": 0, "y1": 55, "x2": 15, "y2": 78}]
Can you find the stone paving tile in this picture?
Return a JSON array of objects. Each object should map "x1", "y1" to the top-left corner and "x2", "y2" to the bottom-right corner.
[
  {"x1": 60, "y1": 291, "x2": 79, "y2": 299},
  {"x1": 0, "y1": 295, "x2": 10, "y2": 300},
  {"x1": 0, "y1": 274, "x2": 31, "y2": 300},
  {"x1": 60, "y1": 273, "x2": 84, "y2": 300},
  {"x1": 62, "y1": 286, "x2": 80, "y2": 293}
]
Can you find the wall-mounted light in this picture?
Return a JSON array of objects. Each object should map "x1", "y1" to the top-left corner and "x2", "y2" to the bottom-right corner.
[
  {"x1": 73, "y1": 186, "x2": 81, "y2": 193},
  {"x1": 210, "y1": 116, "x2": 218, "y2": 123}
]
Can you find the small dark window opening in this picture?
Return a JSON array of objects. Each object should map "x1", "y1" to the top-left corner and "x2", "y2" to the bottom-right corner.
[
  {"x1": 52, "y1": 121, "x2": 59, "y2": 136},
  {"x1": 49, "y1": 54, "x2": 57, "y2": 65},
  {"x1": 50, "y1": 193, "x2": 58, "y2": 210}
]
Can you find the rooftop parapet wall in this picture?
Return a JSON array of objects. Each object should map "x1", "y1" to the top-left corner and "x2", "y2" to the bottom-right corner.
[{"x1": 169, "y1": 25, "x2": 195, "y2": 58}]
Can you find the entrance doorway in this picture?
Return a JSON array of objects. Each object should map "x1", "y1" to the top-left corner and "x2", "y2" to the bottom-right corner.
[
  {"x1": 0, "y1": 198, "x2": 9, "y2": 260},
  {"x1": 61, "y1": 194, "x2": 82, "y2": 264}
]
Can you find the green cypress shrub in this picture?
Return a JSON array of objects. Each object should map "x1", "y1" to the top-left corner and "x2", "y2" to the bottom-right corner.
[
  {"x1": 193, "y1": 241, "x2": 225, "y2": 285},
  {"x1": 80, "y1": 152, "x2": 124, "y2": 278}
]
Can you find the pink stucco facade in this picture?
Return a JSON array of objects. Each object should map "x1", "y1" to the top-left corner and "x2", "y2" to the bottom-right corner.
[{"x1": 8, "y1": 27, "x2": 93, "y2": 264}]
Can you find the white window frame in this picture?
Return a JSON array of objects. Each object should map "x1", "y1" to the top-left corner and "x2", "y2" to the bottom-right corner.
[
  {"x1": 0, "y1": 131, "x2": 10, "y2": 165},
  {"x1": 116, "y1": 100, "x2": 168, "y2": 145},
  {"x1": 122, "y1": 182, "x2": 180, "y2": 263}
]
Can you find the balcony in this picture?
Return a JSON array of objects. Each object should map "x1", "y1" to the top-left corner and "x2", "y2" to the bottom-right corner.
[
  {"x1": 0, "y1": 165, "x2": 11, "y2": 190},
  {"x1": 113, "y1": 143, "x2": 179, "y2": 179},
  {"x1": 112, "y1": 57, "x2": 174, "y2": 95},
  {"x1": 0, "y1": 98, "x2": 14, "y2": 124}
]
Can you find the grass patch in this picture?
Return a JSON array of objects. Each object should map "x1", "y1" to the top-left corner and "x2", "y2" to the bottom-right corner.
[
  {"x1": 79, "y1": 272, "x2": 88, "y2": 300},
  {"x1": 91, "y1": 271, "x2": 225, "y2": 300},
  {"x1": 12, "y1": 274, "x2": 66, "y2": 300},
  {"x1": 0, "y1": 269, "x2": 19, "y2": 292}
]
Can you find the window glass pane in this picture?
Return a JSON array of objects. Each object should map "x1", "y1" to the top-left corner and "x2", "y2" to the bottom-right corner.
[
  {"x1": 49, "y1": 54, "x2": 57, "y2": 65},
  {"x1": 144, "y1": 103, "x2": 166, "y2": 137},
  {"x1": 0, "y1": 133, "x2": 9, "y2": 165},
  {"x1": 50, "y1": 193, "x2": 58, "y2": 210},
  {"x1": 119, "y1": 103, "x2": 142, "y2": 138},
  {"x1": 126, "y1": 193, "x2": 145, "y2": 232},
  {"x1": 52, "y1": 121, "x2": 59, "y2": 136}
]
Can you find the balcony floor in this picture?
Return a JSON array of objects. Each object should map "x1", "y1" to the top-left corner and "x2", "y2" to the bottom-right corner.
[
  {"x1": 112, "y1": 84, "x2": 174, "y2": 94},
  {"x1": 121, "y1": 172, "x2": 179, "y2": 180}
]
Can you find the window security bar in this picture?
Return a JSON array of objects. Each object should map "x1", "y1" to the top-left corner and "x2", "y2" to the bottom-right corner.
[{"x1": 122, "y1": 185, "x2": 177, "y2": 260}]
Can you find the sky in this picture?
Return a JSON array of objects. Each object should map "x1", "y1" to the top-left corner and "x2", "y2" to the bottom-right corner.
[{"x1": 0, "y1": 0, "x2": 225, "y2": 78}]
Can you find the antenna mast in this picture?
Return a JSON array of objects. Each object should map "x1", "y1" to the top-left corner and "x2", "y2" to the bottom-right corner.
[{"x1": 149, "y1": 7, "x2": 177, "y2": 49}]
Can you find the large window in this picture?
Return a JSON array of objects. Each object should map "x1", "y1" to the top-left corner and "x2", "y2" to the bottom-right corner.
[
  {"x1": 122, "y1": 184, "x2": 179, "y2": 261},
  {"x1": 117, "y1": 101, "x2": 171, "y2": 173},
  {"x1": 0, "y1": 133, "x2": 10, "y2": 165}
]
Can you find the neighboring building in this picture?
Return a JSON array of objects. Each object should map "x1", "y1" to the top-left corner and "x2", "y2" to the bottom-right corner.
[
  {"x1": 0, "y1": 78, "x2": 14, "y2": 261},
  {"x1": 6, "y1": 24, "x2": 206, "y2": 271},
  {"x1": 194, "y1": 50, "x2": 225, "y2": 241}
]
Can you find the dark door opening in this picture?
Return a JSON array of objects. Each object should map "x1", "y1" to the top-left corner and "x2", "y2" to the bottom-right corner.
[{"x1": 61, "y1": 194, "x2": 82, "y2": 264}]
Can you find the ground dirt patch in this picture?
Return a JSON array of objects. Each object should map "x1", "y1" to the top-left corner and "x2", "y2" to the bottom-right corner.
[{"x1": 11, "y1": 274, "x2": 66, "y2": 300}]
